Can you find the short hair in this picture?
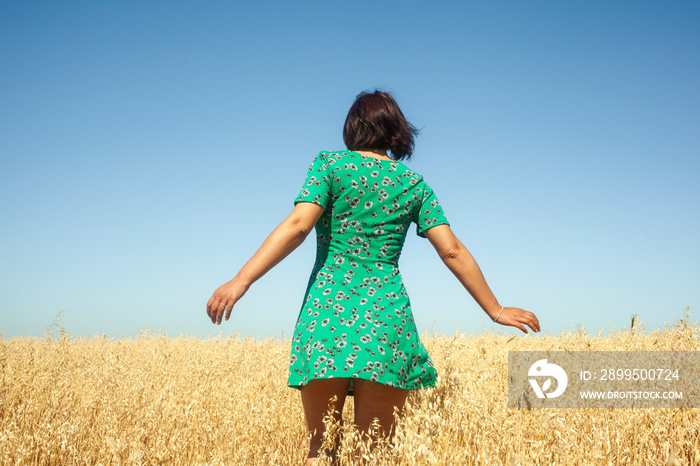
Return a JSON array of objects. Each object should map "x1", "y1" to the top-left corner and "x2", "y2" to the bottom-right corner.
[{"x1": 343, "y1": 90, "x2": 419, "y2": 161}]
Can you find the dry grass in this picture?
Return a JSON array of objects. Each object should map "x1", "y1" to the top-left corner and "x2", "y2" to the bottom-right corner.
[{"x1": 1, "y1": 314, "x2": 698, "y2": 465}]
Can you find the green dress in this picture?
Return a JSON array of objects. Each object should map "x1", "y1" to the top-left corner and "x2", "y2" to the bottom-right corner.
[{"x1": 288, "y1": 151, "x2": 449, "y2": 392}]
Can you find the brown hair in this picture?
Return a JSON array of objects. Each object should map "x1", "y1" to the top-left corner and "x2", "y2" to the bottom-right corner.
[{"x1": 343, "y1": 90, "x2": 419, "y2": 161}]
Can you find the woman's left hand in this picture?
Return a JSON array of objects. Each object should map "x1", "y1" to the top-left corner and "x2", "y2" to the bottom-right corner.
[
  {"x1": 206, "y1": 280, "x2": 249, "y2": 325},
  {"x1": 494, "y1": 307, "x2": 540, "y2": 334}
]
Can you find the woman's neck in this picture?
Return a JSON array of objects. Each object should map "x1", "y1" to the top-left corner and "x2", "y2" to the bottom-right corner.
[{"x1": 354, "y1": 150, "x2": 391, "y2": 160}]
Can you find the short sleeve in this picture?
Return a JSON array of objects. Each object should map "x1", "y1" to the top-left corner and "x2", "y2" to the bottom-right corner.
[
  {"x1": 415, "y1": 181, "x2": 450, "y2": 238},
  {"x1": 294, "y1": 152, "x2": 333, "y2": 209}
]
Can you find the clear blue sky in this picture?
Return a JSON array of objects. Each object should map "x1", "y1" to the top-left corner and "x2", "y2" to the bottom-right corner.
[{"x1": 1, "y1": 1, "x2": 698, "y2": 339}]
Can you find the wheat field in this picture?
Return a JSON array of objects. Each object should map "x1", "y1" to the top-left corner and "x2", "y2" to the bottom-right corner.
[{"x1": 1, "y1": 315, "x2": 699, "y2": 465}]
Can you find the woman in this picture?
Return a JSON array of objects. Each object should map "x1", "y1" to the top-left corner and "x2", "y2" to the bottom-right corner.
[{"x1": 207, "y1": 91, "x2": 540, "y2": 463}]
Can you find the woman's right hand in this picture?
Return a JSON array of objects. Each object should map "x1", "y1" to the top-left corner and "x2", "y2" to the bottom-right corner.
[
  {"x1": 493, "y1": 307, "x2": 540, "y2": 334},
  {"x1": 206, "y1": 280, "x2": 249, "y2": 325}
]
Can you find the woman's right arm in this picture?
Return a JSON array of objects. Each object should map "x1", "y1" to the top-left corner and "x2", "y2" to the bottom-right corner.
[
  {"x1": 423, "y1": 224, "x2": 540, "y2": 333},
  {"x1": 206, "y1": 202, "x2": 325, "y2": 325}
]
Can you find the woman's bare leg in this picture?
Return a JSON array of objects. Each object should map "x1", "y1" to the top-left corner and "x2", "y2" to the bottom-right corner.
[
  {"x1": 300, "y1": 378, "x2": 351, "y2": 463},
  {"x1": 353, "y1": 379, "x2": 409, "y2": 444}
]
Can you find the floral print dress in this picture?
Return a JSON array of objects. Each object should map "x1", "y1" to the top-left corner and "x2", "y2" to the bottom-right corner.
[{"x1": 288, "y1": 151, "x2": 449, "y2": 393}]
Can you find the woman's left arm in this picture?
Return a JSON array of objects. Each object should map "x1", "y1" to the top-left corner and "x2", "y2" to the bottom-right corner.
[
  {"x1": 206, "y1": 202, "x2": 325, "y2": 324},
  {"x1": 423, "y1": 224, "x2": 540, "y2": 333}
]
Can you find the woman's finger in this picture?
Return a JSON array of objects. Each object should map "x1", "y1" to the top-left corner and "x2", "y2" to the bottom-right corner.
[
  {"x1": 206, "y1": 295, "x2": 214, "y2": 314},
  {"x1": 215, "y1": 299, "x2": 227, "y2": 324},
  {"x1": 526, "y1": 319, "x2": 538, "y2": 333},
  {"x1": 208, "y1": 295, "x2": 225, "y2": 324},
  {"x1": 521, "y1": 310, "x2": 539, "y2": 332},
  {"x1": 206, "y1": 295, "x2": 217, "y2": 321},
  {"x1": 530, "y1": 313, "x2": 541, "y2": 332}
]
